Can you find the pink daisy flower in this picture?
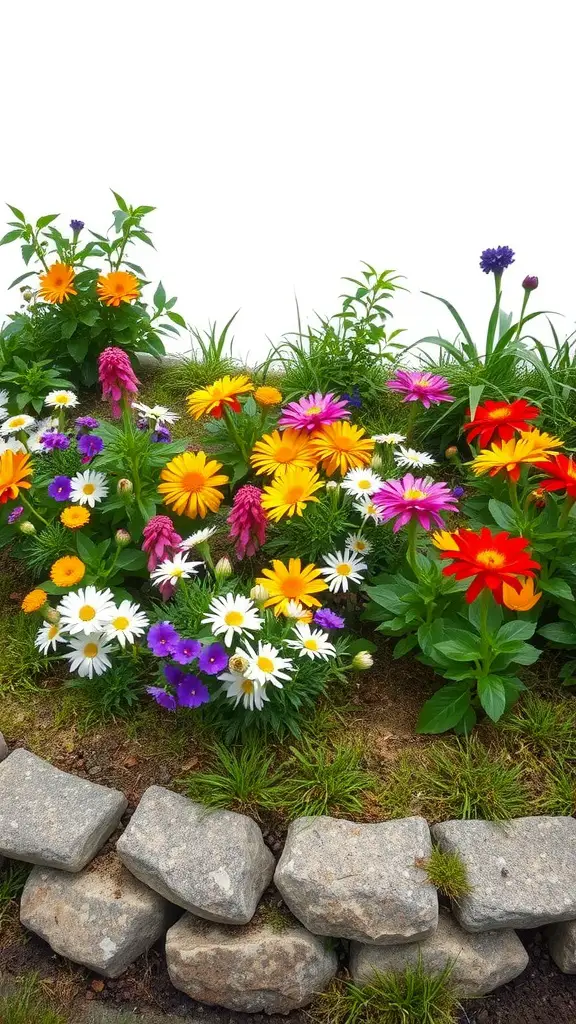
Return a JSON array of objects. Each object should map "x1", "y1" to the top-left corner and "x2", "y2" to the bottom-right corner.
[
  {"x1": 98, "y1": 346, "x2": 140, "y2": 417},
  {"x1": 279, "y1": 391, "x2": 350, "y2": 432},
  {"x1": 373, "y1": 473, "x2": 459, "y2": 532},
  {"x1": 386, "y1": 370, "x2": 453, "y2": 409},
  {"x1": 227, "y1": 484, "x2": 267, "y2": 559}
]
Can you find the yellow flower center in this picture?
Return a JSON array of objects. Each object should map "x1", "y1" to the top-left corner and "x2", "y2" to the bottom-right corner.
[
  {"x1": 84, "y1": 642, "x2": 99, "y2": 658},
  {"x1": 285, "y1": 484, "x2": 305, "y2": 503},
  {"x1": 55, "y1": 394, "x2": 69, "y2": 404},
  {"x1": 79, "y1": 605, "x2": 96, "y2": 621},
  {"x1": 415, "y1": 378, "x2": 430, "y2": 387},
  {"x1": 10, "y1": 417, "x2": 26, "y2": 428},
  {"x1": 113, "y1": 616, "x2": 130, "y2": 630},
  {"x1": 357, "y1": 479, "x2": 372, "y2": 489},
  {"x1": 182, "y1": 471, "x2": 207, "y2": 492},
  {"x1": 366, "y1": 503, "x2": 377, "y2": 515},
  {"x1": 281, "y1": 577, "x2": 305, "y2": 598},
  {"x1": 303, "y1": 638, "x2": 319, "y2": 650},
  {"x1": 54, "y1": 276, "x2": 64, "y2": 287},
  {"x1": 82, "y1": 483, "x2": 96, "y2": 495},
  {"x1": 172, "y1": 567, "x2": 184, "y2": 578},
  {"x1": 48, "y1": 625, "x2": 59, "y2": 639},
  {"x1": 355, "y1": 540, "x2": 367, "y2": 551},
  {"x1": 224, "y1": 610, "x2": 244, "y2": 626},
  {"x1": 476, "y1": 549, "x2": 506, "y2": 569},
  {"x1": 336, "y1": 563, "x2": 352, "y2": 576},
  {"x1": 488, "y1": 407, "x2": 510, "y2": 420},
  {"x1": 305, "y1": 406, "x2": 322, "y2": 415},
  {"x1": 403, "y1": 488, "x2": 427, "y2": 500},
  {"x1": 257, "y1": 655, "x2": 275, "y2": 673},
  {"x1": 333, "y1": 436, "x2": 353, "y2": 451},
  {"x1": 241, "y1": 678, "x2": 254, "y2": 694},
  {"x1": 275, "y1": 444, "x2": 297, "y2": 463}
]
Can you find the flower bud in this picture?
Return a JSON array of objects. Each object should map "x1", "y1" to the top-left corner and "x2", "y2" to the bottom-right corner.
[
  {"x1": 21, "y1": 287, "x2": 34, "y2": 302},
  {"x1": 371, "y1": 453, "x2": 383, "y2": 472},
  {"x1": 214, "y1": 556, "x2": 233, "y2": 580},
  {"x1": 117, "y1": 478, "x2": 133, "y2": 494},
  {"x1": 352, "y1": 650, "x2": 373, "y2": 671},
  {"x1": 282, "y1": 600, "x2": 306, "y2": 620},
  {"x1": 530, "y1": 487, "x2": 546, "y2": 509},
  {"x1": 522, "y1": 275, "x2": 539, "y2": 291},
  {"x1": 45, "y1": 607, "x2": 61, "y2": 625},
  {"x1": 115, "y1": 528, "x2": 131, "y2": 548},
  {"x1": 453, "y1": 486, "x2": 465, "y2": 498},
  {"x1": 250, "y1": 583, "x2": 269, "y2": 604},
  {"x1": 229, "y1": 654, "x2": 250, "y2": 674},
  {"x1": 326, "y1": 480, "x2": 339, "y2": 491},
  {"x1": 445, "y1": 446, "x2": 458, "y2": 459},
  {"x1": 19, "y1": 520, "x2": 36, "y2": 535}
]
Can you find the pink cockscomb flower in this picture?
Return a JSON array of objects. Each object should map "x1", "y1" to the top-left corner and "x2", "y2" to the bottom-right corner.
[
  {"x1": 373, "y1": 473, "x2": 459, "y2": 532},
  {"x1": 279, "y1": 391, "x2": 350, "y2": 432},
  {"x1": 98, "y1": 346, "x2": 140, "y2": 418},
  {"x1": 142, "y1": 514, "x2": 182, "y2": 600},
  {"x1": 227, "y1": 484, "x2": 267, "y2": 559},
  {"x1": 387, "y1": 370, "x2": 453, "y2": 409}
]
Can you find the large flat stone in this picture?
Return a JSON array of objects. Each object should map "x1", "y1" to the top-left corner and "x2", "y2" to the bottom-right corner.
[
  {"x1": 0, "y1": 749, "x2": 127, "y2": 871},
  {"x1": 165, "y1": 914, "x2": 338, "y2": 1013},
  {"x1": 547, "y1": 920, "x2": 576, "y2": 974},
  {"x1": 274, "y1": 815, "x2": 437, "y2": 944},
  {"x1": 116, "y1": 786, "x2": 274, "y2": 924},
  {"x1": 20, "y1": 854, "x2": 174, "y2": 978},
  {"x1": 433, "y1": 816, "x2": 576, "y2": 932},
  {"x1": 350, "y1": 908, "x2": 528, "y2": 996}
]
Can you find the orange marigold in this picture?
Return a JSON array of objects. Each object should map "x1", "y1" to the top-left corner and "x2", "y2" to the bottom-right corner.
[
  {"x1": 50, "y1": 555, "x2": 86, "y2": 587},
  {"x1": 38, "y1": 263, "x2": 77, "y2": 303},
  {"x1": 21, "y1": 588, "x2": 48, "y2": 613},
  {"x1": 97, "y1": 271, "x2": 140, "y2": 307},
  {"x1": 60, "y1": 506, "x2": 90, "y2": 529},
  {"x1": 254, "y1": 386, "x2": 282, "y2": 406},
  {"x1": 0, "y1": 450, "x2": 33, "y2": 504}
]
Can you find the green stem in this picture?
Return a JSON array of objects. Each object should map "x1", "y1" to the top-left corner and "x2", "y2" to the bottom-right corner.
[
  {"x1": 558, "y1": 495, "x2": 575, "y2": 530},
  {"x1": 406, "y1": 518, "x2": 419, "y2": 576},
  {"x1": 513, "y1": 288, "x2": 531, "y2": 345},
  {"x1": 222, "y1": 406, "x2": 248, "y2": 462},
  {"x1": 121, "y1": 396, "x2": 142, "y2": 501},
  {"x1": 478, "y1": 589, "x2": 493, "y2": 672},
  {"x1": 508, "y1": 479, "x2": 522, "y2": 516},
  {"x1": 405, "y1": 402, "x2": 418, "y2": 444},
  {"x1": 20, "y1": 492, "x2": 49, "y2": 526},
  {"x1": 485, "y1": 272, "x2": 502, "y2": 359}
]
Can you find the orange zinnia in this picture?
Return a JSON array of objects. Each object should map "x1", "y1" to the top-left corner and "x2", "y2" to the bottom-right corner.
[
  {"x1": 254, "y1": 386, "x2": 282, "y2": 406},
  {"x1": 310, "y1": 421, "x2": 374, "y2": 476},
  {"x1": 50, "y1": 555, "x2": 86, "y2": 587},
  {"x1": 38, "y1": 263, "x2": 77, "y2": 303},
  {"x1": 502, "y1": 577, "x2": 541, "y2": 612},
  {"x1": 0, "y1": 450, "x2": 33, "y2": 504},
  {"x1": 21, "y1": 589, "x2": 48, "y2": 613},
  {"x1": 97, "y1": 271, "x2": 140, "y2": 307}
]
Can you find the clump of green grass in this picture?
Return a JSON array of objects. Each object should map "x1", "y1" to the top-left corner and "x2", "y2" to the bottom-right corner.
[
  {"x1": 538, "y1": 761, "x2": 576, "y2": 816},
  {"x1": 0, "y1": 861, "x2": 31, "y2": 926},
  {"x1": 281, "y1": 740, "x2": 376, "y2": 819},
  {"x1": 501, "y1": 694, "x2": 576, "y2": 756},
  {"x1": 0, "y1": 610, "x2": 49, "y2": 692},
  {"x1": 181, "y1": 739, "x2": 285, "y2": 816},
  {"x1": 314, "y1": 962, "x2": 459, "y2": 1024},
  {"x1": 0, "y1": 974, "x2": 68, "y2": 1024},
  {"x1": 423, "y1": 848, "x2": 472, "y2": 902}
]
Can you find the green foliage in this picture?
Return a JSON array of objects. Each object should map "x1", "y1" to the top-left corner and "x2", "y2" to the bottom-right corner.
[
  {"x1": 280, "y1": 740, "x2": 375, "y2": 818},
  {"x1": 0, "y1": 975, "x2": 68, "y2": 1024},
  {"x1": 0, "y1": 610, "x2": 49, "y2": 691},
  {"x1": 424, "y1": 848, "x2": 472, "y2": 901},
  {"x1": 160, "y1": 313, "x2": 240, "y2": 393},
  {"x1": 314, "y1": 962, "x2": 459, "y2": 1024},
  {"x1": 181, "y1": 739, "x2": 285, "y2": 815},
  {"x1": 0, "y1": 357, "x2": 73, "y2": 414},
  {"x1": 538, "y1": 761, "x2": 576, "y2": 816},
  {"x1": 265, "y1": 489, "x2": 355, "y2": 562},
  {"x1": 62, "y1": 647, "x2": 152, "y2": 726},
  {"x1": 501, "y1": 694, "x2": 576, "y2": 755},
  {"x1": 0, "y1": 860, "x2": 31, "y2": 925},
  {"x1": 16, "y1": 522, "x2": 74, "y2": 577}
]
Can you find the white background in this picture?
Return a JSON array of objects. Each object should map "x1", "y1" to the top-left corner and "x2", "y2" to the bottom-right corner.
[{"x1": 1, "y1": 0, "x2": 574, "y2": 364}]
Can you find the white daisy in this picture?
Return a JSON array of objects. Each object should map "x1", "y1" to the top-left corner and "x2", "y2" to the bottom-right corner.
[
  {"x1": 57, "y1": 586, "x2": 116, "y2": 636},
  {"x1": 219, "y1": 670, "x2": 270, "y2": 711},
  {"x1": 44, "y1": 389, "x2": 78, "y2": 409},
  {"x1": 70, "y1": 470, "x2": 109, "y2": 507},
  {"x1": 201, "y1": 593, "x2": 263, "y2": 647},
  {"x1": 180, "y1": 526, "x2": 217, "y2": 550},
  {"x1": 394, "y1": 445, "x2": 436, "y2": 469},
  {"x1": 34, "y1": 620, "x2": 67, "y2": 655},
  {"x1": 102, "y1": 601, "x2": 149, "y2": 647},
  {"x1": 26, "y1": 417, "x2": 59, "y2": 453},
  {"x1": 321, "y1": 549, "x2": 367, "y2": 593},
  {"x1": 286, "y1": 622, "x2": 336, "y2": 661},
  {"x1": 150, "y1": 552, "x2": 202, "y2": 588},
  {"x1": 281, "y1": 600, "x2": 310, "y2": 620},
  {"x1": 64, "y1": 633, "x2": 113, "y2": 679},
  {"x1": 0, "y1": 436, "x2": 27, "y2": 455},
  {"x1": 373, "y1": 432, "x2": 406, "y2": 445},
  {"x1": 132, "y1": 401, "x2": 179, "y2": 426},
  {"x1": 0, "y1": 413, "x2": 35, "y2": 436},
  {"x1": 346, "y1": 532, "x2": 373, "y2": 555},
  {"x1": 354, "y1": 495, "x2": 384, "y2": 524},
  {"x1": 236, "y1": 640, "x2": 293, "y2": 688},
  {"x1": 341, "y1": 467, "x2": 383, "y2": 497}
]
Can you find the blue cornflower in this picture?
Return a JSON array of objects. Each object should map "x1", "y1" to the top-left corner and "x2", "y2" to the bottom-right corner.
[
  {"x1": 314, "y1": 608, "x2": 345, "y2": 630},
  {"x1": 479, "y1": 246, "x2": 515, "y2": 275},
  {"x1": 70, "y1": 219, "x2": 84, "y2": 234},
  {"x1": 342, "y1": 386, "x2": 362, "y2": 409}
]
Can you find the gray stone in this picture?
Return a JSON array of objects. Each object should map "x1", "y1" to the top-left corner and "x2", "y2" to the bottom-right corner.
[
  {"x1": 0, "y1": 749, "x2": 127, "y2": 871},
  {"x1": 433, "y1": 816, "x2": 576, "y2": 932},
  {"x1": 546, "y1": 919, "x2": 576, "y2": 973},
  {"x1": 0, "y1": 733, "x2": 8, "y2": 761},
  {"x1": 350, "y1": 909, "x2": 528, "y2": 996},
  {"x1": 274, "y1": 815, "x2": 437, "y2": 944},
  {"x1": 165, "y1": 914, "x2": 338, "y2": 1013},
  {"x1": 116, "y1": 786, "x2": 274, "y2": 924},
  {"x1": 20, "y1": 855, "x2": 175, "y2": 978}
]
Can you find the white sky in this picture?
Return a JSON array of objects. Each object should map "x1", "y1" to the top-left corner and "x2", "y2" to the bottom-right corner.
[{"x1": 1, "y1": 0, "x2": 575, "y2": 365}]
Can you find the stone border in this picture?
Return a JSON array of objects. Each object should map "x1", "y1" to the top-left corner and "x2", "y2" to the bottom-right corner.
[{"x1": 2, "y1": 745, "x2": 576, "y2": 1013}]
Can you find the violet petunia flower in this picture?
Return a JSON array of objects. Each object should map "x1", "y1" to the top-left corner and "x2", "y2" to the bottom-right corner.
[
  {"x1": 151, "y1": 425, "x2": 172, "y2": 443},
  {"x1": 41, "y1": 431, "x2": 70, "y2": 451},
  {"x1": 373, "y1": 473, "x2": 459, "y2": 532},
  {"x1": 342, "y1": 386, "x2": 362, "y2": 409},
  {"x1": 48, "y1": 475, "x2": 73, "y2": 501},
  {"x1": 453, "y1": 486, "x2": 465, "y2": 498},
  {"x1": 279, "y1": 391, "x2": 350, "y2": 432},
  {"x1": 146, "y1": 686, "x2": 177, "y2": 710},
  {"x1": 172, "y1": 638, "x2": 202, "y2": 665},
  {"x1": 227, "y1": 484, "x2": 267, "y2": 560},
  {"x1": 198, "y1": 643, "x2": 228, "y2": 675},
  {"x1": 479, "y1": 246, "x2": 515, "y2": 275},
  {"x1": 314, "y1": 608, "x2": 345, "y2": 630},
  {"x1": 164, "y1": 663, "x2": 184, "y2": 687},
  {"x1": 78, "y1": 433, "x2": 104, "y2": 462},
  {"x1": 387, "y1": 370, "x2": 453, "y2": 409},
  {"x1": 177, "y1": 674, "x2": 210, "y2": 708},
  {"x1": 75, "y1": 416, "x2": 100, "y2": 434},
  {"x1": 8, "y1": 506, "x2": 24, "y2": 524},
  {"x1": 147, "y1": 621, "x2": 180, "y2": 656}
]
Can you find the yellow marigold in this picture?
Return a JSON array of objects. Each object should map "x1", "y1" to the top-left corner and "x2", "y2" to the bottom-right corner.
[
  {"x1": 471, "y1": 429, "x2": 563, "y2": 483},
  {"x1": 96, "y1": 270, "x2": 140, "y2": 307},
  {"x1": 50, "y1": 555, "x2": 86, "y2": 588},
  {"x1": 158, "y1": 450, "x2": 229, "y2": 518},
  {"x1": 21, "y1": 588, "x2": 47, "y2": 613},
  {"x1": 431, "y1": 530, "x2": 460, "y2": 551},
  {"x1": 0, "y1": 450, "x2": 33, "y2": 504},
  {"x1": 60, "y1": 506, "x2": 90, "y2": 529},
  {"x1": 256, "y1": 558, "x2": 328, "y2": 615},
  {"x1": 186, "y1": 375, "x2": 254, "y2": 419},
  {"x1": 38, "y1": 263, "x2": 77, "y2": 303},
  {"x1": 254, "y1": 385, "x2": 282, "y2": 406},
  {"x1": 502, "y1": 576, "x2": 542, "y2": 612},
  {"x1": 310, "y1": 421, "x2": 374, "y2": 476},
  {"x1": 261, "y1": 466, "x2": 323, "y2": 522},
  {"x1": 250, "y1": 428, "x2": 317, "y2": 476}
]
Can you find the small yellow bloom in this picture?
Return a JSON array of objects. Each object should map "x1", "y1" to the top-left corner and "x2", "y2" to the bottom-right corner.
[
  {"x1": 471, "y1": 429, "x2": 562, "y2": 483},
  {"x1": 254, "y1": 385, "x2": 282, "y2": 406},
  {"x1": 21, "y1": 588, "x2": 48, "y2": 613},
  {"x1": 186, "y1": 375, "x2": 254, "y2": 420},
  {"x1": 60, "y1": 506, "x2": 90, "y2": 529},
  {"x1": 261, "y1": 465, "x2": 323, "y2": 522},
  {"x1": 431, "y1": 530, "x2": 460, "y2": 551},
  {"x1": 50, "y1": 555, "x2": 86, "y2": 588},
  {"x1": 502, "y1": 577, "x2": 542, "y2": 612}
]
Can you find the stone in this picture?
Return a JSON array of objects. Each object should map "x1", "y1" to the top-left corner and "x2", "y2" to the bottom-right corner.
[
  {"x1": 274, "y1": 815, "x2": 437, "y2": 944},
  {"x1": 546, "y1": 920, "x2": 576, "y2": 973},
  {"x1": 432, "y1": 816, "x2": 576, "y2": 932},
  {"x1": 0, "y1": 749, "x2": 127, "y2": 871},
  {"x1": 165, "y1": 914, "x2": 338, "y2": 1013},
  {"x1": 20, "y1": 855, "x2": 175, "y2": 978},
  {"x1": 350, "y1": 909, "x2": 529, "y2": 996},
  {"x1": 0, "y1": 733, "x2": 8, "y2": 762},
  {"x1": 116, "y1": 786, "x2": 274, "y2": 924}
]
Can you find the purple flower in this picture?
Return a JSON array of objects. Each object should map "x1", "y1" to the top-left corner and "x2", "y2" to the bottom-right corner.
[
  {"x1": 172, "y1": 638, "x2": 202, "y2": 665},
  {"x1": 136, "y1": 416, "x2": 148, "y2": 432},
  {"x1": 78, "y1": 433, "x2": 104, "y2": 462},
  {"x1": 147, "y1": 621, "x2": 180, "y2": 656},
  {"x1": 314, "y1": 608, "x2": 345, "y2": 630},
  {"x1": 342, "y1": 387, "x2": 362, "y2": 409},
  {"x1": 75, "y1": 416, "x2": 100, "y2": 433},
  {"x1": 177, "y1": 674, "x2": 210, "y2": 708},
  {"x1": 479, "y1": 246, "x2": 515, "y2": 275},
  {"x1": 453, "y1": 486, "x2": 465, "y2": 498},
  {"x1": 163, "y1": 663, "x2": 184, "y2": 687},
  {"x1": 151, "y1": 425, "x2": 172, "y2": 443},
  {"x1": 198, "y1": 643, "x2": 228, "y2": 675},
  {"x1": 522, "y1": 275, "x2": 539, "y2": 291},
  {"x1": 48, "y1": 475, "x2": 72, "y2": 501},
  {"x1": 8, "y1": 506, "x2": 24, "y2": 524},
  {"x1": 373, "y1": 473, "x2": 459, "y2": 532},
  {"x1": 41, "y1": 431, "x2": 70, "y2": 451},
  {"x1": 70, "y1": 219, "x2": 85, "y2": 234},
  {"x1": 387, "y1": 371, "x2": 453, "y2": 409},
  {"x1": 146, "y1": 686, "x2": 177, "y2": 710}
]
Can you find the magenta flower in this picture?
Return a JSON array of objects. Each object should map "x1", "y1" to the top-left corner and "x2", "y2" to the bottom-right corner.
[
  {"x1": 387, "y1": 371, "x2": 453, "y2": 409},
  {"x1": 142, "y1": 515, "x2": 182, "y2": 571},
  {"x1": 373, "y1": 473, "x2": 459, "y2": 532},
  {"x1": 98, "y1": 346, "x2": 140, "y2": 418},
  {"x1": 279, "y1": 391, "x2": 350, "y2": 432},
  {"x1": 227, "y1": 484, "x2": 267, "y2": 559}
]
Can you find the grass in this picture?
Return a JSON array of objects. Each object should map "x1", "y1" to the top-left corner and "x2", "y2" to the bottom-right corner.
[
  {"x1": 280, "y1": 741, "x2": 376, "y2": 819},
  {"x1": 0, "y1": 861, "x2": 31, "y2": 926},
  {"x1": 501, "y1": 693, "x2": 576, "y2": 756},
  {"x1": 423, "y1": 847, "x2": 472, "y2": 902},
  {"x1": 0, "y1": 975, "x2": 68, "y2": 1024},
  {"x1": 314, "y1": 963, "x2": 459, "y2": 1024},
  {"x1": 181, "y1": 739, "x2": 285, "y2": 816},
  {"x1": 0, "y1": 607, "x2": 49, "y2": 692}
]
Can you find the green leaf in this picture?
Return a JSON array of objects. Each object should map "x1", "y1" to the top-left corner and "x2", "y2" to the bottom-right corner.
[
  {"x1": 393, "y1": 634, "x2": 418, "y2": 659},
  {"x1": 495, "y1": 620, "x2": 537, "y2": 644},
  {"x1": 153, "y1": 281, "x2": 166, "y2": 309},
  {"x1": 436, "y1": 629, "x2": 482, "y2": 661},
  {"x1": 7, "y1": 203, "x2": 25, "y2": 222},
  {"x1": 60, "y1": 319, "x2": 77, "y2": 340},
  {"x1": 468, "y1": 599, "x2": 502, "y2": 633},
  {"x1": 453, "y1": 705, "x2": 477, "y2": 735},
  {"x1": 468, "y1": 384, "x2": 485, "y2": 420},
  {"x1": 0, "y1": 229, "x2": 24, "y2": 246},
  {"x1": 36, "y1": 214, "x2": 59, "y2": 229},
  {"x1": 478, "y1": 675, "x2": 506, "y2": 722},
  {"x1": 21, "y1": 245, "x2": 36, "y2": 266},
  {"x1": 417, "y1": 683, "x2": 472, "y2": 734},
  {"x1": 167, "y1": 311, "x2": 186, "y2": 328},
  {"x1": 365, "y1": 584, "x2": 408, "y2": 616},
  {"x1": 114, "y1": 210, "x2": 130, "y2": 233},
  {"x1": 111, "y1": 190, "x2": 128, "y2": 212},
  {"x1": 114, "y1": 548, "x2": 147, "y2": 571},
  {"x1": 509, "y1": 643, "x2": 541, "y2": 665},
  {"x1": 75, "y1": 533, "x2": 99, "y2": 565},
  {"x1": 243, "y1": 396, "x2": 258, "y2": 417},
  {"x1": 540, "y1": 578, "x2": 574, "y2": 602},
  {"x1": 67, "y1": 336, "x2": 90, "y2": 363},
  {"x1": 539, "y1": 621, "x2": 576, "y2": 645},
  {"x1": 79, "y1": 309, "x2": 100, "y2": 327},
  {"x1": 488, "y1": 498, "x2": 517, "y2": 531},
  {"x1": 8, "y1": 271, "x2": 36, "y2": 289}
]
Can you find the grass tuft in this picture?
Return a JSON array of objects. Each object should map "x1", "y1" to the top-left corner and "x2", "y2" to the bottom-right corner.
[
  {"x1": 181, "y1": 739, "x2": 285, "y2": 816},
  {"x1": 0, "y1": 861, "x2": 31, "y2": 926},
  {"x1": 281, "y1": 740, "x2": 375, "y2": 819},
  {"x1": 0, "y1": 974, "x2": 68, "y2": 1024},
  {"x1": 313, "y1": 962, "x2": 459, "y2": 1024},
  {"x1": 0, "y1": 610, "x2": 49, "y2": 692},
  {"x1": 501, "y1": 693, "x2": 576, "y2": 756},
  {"x1": 422, "y1": 847, "x2": 472, "y2": 902}
]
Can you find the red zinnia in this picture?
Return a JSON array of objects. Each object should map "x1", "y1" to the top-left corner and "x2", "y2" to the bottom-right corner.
[
  {"x1": 463, "y1": 399, "x2": 540, "y2": 448},
  {"x1": 539, "y1": 453, "x2": 576, "y2": 499},
  {"x1": 439, "y1": 526, "x2": 540, "y2": 604}
]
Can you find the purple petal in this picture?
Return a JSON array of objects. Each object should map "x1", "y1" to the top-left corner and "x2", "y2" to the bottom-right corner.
[{"x1": 146, "y1": 686, "x2": 177, "y2": 710}]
